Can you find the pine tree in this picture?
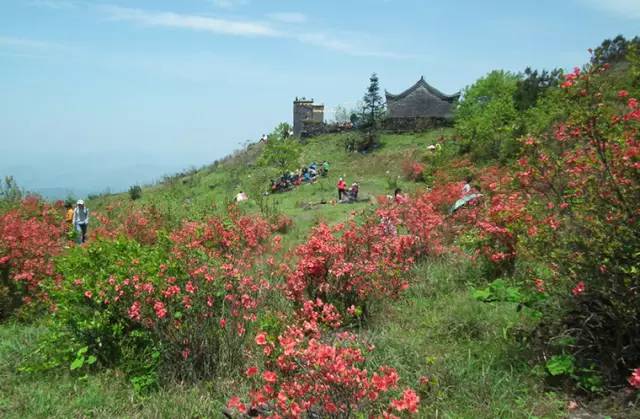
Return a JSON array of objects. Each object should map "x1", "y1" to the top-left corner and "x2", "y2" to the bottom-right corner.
[{"x1": 362, "y1": 73, "x2": 384, "y2": 127}]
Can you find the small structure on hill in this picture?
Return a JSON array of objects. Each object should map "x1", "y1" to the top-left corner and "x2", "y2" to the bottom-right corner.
[
  {"x1": 293, "y1": 98, "x2": 324, "y2": 137},
  {"x1": 385, "y1": 77, "x2": 460, "y2": 131}
]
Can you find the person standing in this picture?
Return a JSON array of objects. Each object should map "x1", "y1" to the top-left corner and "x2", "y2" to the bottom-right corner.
[
  {"x1": 72, "y1": 200, "x2": 89, "y2": 244},
  {"x1": 322, "y1": 161, "x2": 330, "y2": 177},
  {"x1": 337, "y1": 177, "x2": 347, "y2": 201},
  {"x1": 64, "y1": 203, "x2": 74, "y2": 229}
]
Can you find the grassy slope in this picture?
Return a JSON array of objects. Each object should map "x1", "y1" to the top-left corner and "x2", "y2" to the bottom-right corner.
[{"x1": 1, "y1": 130, "x2": 574, "y2": 418}]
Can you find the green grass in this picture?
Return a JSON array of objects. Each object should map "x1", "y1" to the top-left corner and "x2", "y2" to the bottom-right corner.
[
  {"x1": 365, "y1": 257, "x2": 566, "y2": 418},
  {"x1": 89, "y1": 129, "x2": 454, "y2": 238}
]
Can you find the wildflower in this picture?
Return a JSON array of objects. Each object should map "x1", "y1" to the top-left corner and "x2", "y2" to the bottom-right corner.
[
  {"x1": 84, "y1": 290, "x2": 93, "y2": 299},
  {"x1": 227, "y1": 396, "x2": 246, "y2": 413},
  {"x1": 255, "y1": 332, "x2": 268, "y2": 346},
  {"x1": 128, "y1": 301, "x2": 141, "y2": 321},
  {"x1": 572, "y1": 281, "x2": 585, "y2": 296},
  {"x1": 628, "y1": 368, "x2": 640, "y2": 389},
  {"x1": 263, "y1": 370, "x2": 277, "y2": 383},
  {"x1": 246, "y1": 366, "x2": 258, "y2": 377},
  {"x1": 153, "y1": 300, "x2": 167, "y2": 319}
]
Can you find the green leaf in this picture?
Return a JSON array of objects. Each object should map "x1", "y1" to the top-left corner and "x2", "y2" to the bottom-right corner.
[
  {"x1": 472, "y1": 288, "x2": 493, "y2": 302},
  {"x1": 70, "y1": 356, "x2": 85, "y2": 370},
  {"x1": 546, "y1": 355, "x2": 575, "y2": 376},
  {"x1": 86, "y1": 355, "x2": 97, "y2": 365}
]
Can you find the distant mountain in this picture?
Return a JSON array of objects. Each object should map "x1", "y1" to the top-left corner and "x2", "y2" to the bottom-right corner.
[{"x1": 29, "y1": 187, "x2": 99, "y2": 201}]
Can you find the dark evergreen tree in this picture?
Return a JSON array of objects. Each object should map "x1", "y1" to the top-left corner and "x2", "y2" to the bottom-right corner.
[
  {"x1": 513, "y1": 67, "x2": 563, "y2": 111},
  {"x1": 591, "y1": 35, "x2": 640, "y2": 66},
  {"x1": 362, "y1": 73, "x2": 385, "y2": 127}
]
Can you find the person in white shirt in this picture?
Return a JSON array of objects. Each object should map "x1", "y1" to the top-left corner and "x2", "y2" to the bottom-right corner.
[
  {"x1": 235, "y1": 191, "x2": 248, "y2": 202},
  {"x1": 461, "y1": 176, "x2": 472, "y2": 197},
  {"x1": 72, "y1": 199, "x2": 89, "y2": 244}
]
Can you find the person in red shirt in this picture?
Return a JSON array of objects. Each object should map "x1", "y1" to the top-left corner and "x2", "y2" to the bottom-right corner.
[{"x1": 337, "y1": 177, "x2": 347, "y2": 200}]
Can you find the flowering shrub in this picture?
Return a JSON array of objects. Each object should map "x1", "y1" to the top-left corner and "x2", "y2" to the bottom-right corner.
[
  {"x1": 629, "y1": 368, "x2": 640, "y2": 390},
  {"x1": 271, "y1": 214, "x2": 293, "y2": 234},
  {"x1": 90, "y1": 204, "x2": 168, "y2": 245},
  {"x1": 228, "y1": 299, "x2": 420, "y2": 417},
  {"x1": 0, "y1": 197, "x2": 66, "y2": 318},
  {"x1": 401, "y1": 159, "x2": 425, "y2": 182},
  {"x1": 40, "y1": 212, "x2": 274, "y2": 384},
  {"x1": 512, "y1": 61, "x2": 640, "y2": 388},
  {"x1": 284, "y1": 220, "x2": 418, "y2": 319}
]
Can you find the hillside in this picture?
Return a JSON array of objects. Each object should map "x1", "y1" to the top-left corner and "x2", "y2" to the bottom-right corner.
[
  {"x1": 1, "y1": 128, "x2": 573, "y2": 418},
  {"x1": 89, "y1": 129, "x2": 456, "y2": 243}
]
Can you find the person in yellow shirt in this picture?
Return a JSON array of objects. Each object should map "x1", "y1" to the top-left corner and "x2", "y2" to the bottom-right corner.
[{"x1": 65, "y1": 203, "x2": 74, "y2": 226}]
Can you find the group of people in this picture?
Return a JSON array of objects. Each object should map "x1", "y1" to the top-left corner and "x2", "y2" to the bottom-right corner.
[
  {"x1": 336, "y1": 177, "x2": 359, "y2": 203},
  {"x1": 64, "y1": 200, "x2": 90, "y2": 244},
  {"x1": 270, "y1": 161, "x2": 330, "y2": 193}
]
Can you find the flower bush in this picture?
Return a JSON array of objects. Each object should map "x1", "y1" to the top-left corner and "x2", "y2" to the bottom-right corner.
[
  {"x1": 0, "y1": 197, "x2": 66, "y2": 318},
  {"x1": 284, "y1": 219, "x2": 418, "y2": 320},
  {"x1": 228, "y1": 299, "x2": 420, "y2": 418},
  {"x1": 38, "y1": 211, "x2": 274, "y2": 385},
  {"x1": 401, "y1": 159, "x2": 425, "y2": 182}
]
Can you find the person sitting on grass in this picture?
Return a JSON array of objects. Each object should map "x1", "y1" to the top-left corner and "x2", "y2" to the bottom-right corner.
[
  {"x1": 235, "y1": 191, "x2": 248, "y2": 202},
  {"x1": 350, "y1": 182, "x2": 359, "y2": 200},
  {"x1": 72, "y1": 199, "x2": 89, "y2": 244},
  {"x1": 461, "y1": 176, "x2": 472, "y2": 197}
]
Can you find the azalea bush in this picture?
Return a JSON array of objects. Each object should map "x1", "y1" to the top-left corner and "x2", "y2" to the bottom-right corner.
[
  {"x1": 513, "y1": 63, "x2": 640, "y2": 388},
  {"x1": 34, "y1": 211, "x2": 275, "y2": 387},
  {"x1": 284, "y1": 220, "x2": 418, "y2": 320},
  {"x1": 0, "y1": 197, "x2": 66, "y2": 319},
  {"x1": 227, "y1": 299, "x2": 421, "y2": 418},
  {"x1": 401, "y1": 159, "x2": 425, "y2": 182}
]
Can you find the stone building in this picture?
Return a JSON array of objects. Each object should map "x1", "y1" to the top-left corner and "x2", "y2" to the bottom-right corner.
[
  {"x1": 385, "y1": 77, "x2": 460, "y2": 131},
  {"x1": 293, "y1": 98, "x2": 324, "y2": 137}
]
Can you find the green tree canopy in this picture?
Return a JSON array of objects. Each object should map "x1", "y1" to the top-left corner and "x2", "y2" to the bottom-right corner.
[
  {"x1": 455, "y1": 70, "x2": 520, "y2": 162},
  {"x1": 259, "y1": 136, "x2": 301, "y2": 172}
]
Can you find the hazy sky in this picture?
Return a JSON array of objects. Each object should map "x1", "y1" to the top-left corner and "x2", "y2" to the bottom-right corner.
[{"x1": 1, "y1": 0, "x2": 639, "y2": 196}]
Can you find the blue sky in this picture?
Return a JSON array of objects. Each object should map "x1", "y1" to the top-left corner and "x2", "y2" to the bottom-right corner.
[{"x1": 1, "y1": 0, "x2": 639, "y2": 197}]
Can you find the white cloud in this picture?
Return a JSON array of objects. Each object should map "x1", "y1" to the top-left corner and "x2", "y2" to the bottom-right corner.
[
  {"x1": 100, "y1": 6, "x2": 409, "y2": 59},
  {"x1": 29, "y1": 0, "x2": 76, "y2": 9},
  {"x1": 210, "y1": 0, "x2": 248, "y2": 9},
  {"x1": 578, "y1": 0, "x2": 640, "y2": 19},
  {"x1": 297, "y1": 32, "x2": 412, "y2": 59},
  {"x1": 0, "y1": 36, "x2": 53, "y2": 49},
  {"x1": 102, "y1": 6, "x2": 280, "y2": 37},
  {"x1": 267, "y1": 12, "x2": 307, "y2": 24}
]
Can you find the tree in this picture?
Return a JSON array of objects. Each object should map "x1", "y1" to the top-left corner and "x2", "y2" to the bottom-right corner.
[
  {"x1": 591, "y1": 35, "x2": 640, "y2": 66},
  {"x1": 333, "y1": 105, "x2": 350, "y2": 124},
  {"x1": 513, "y1": 67, "x2": 563, "y2": 112},
  {"x1": 0, "y1": 176, "x2": 22, "y2": 207},
  {"x1": 129, "y1": 185, "x2": 142, "y2": 200},
  {"x1": 258, "y1": 138, "x2": 301, "y2": 172},
  {"x1": 455, "y1": 70, "x2": 520, "y2": 162},
  {"x1": 362, "y1": 73, "x2": 385, "y2": 128},
  {"x1": 271, "y1": 122, "x2": 293, "y2": 140}
]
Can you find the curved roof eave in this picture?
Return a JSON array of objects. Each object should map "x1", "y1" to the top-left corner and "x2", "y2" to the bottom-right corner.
[{"x1": 385, "y1": 76, "x2": 460, "y2": 101}]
